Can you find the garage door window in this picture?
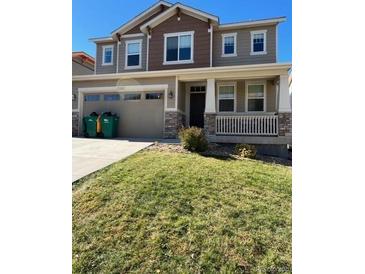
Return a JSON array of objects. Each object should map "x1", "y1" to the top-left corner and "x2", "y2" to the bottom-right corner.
[
  {"x1": 146, "y1": 93, "x2": 163, "y2": 100},
  {"x1": 84, "y1": 95, "x2": 100, "y2": 102},
  {"x1": 124, "y1": 93, "x2": 141, "y2": 101},
  {"x1": 104, "y1": 94, "x2": 120, "y2": 101}
]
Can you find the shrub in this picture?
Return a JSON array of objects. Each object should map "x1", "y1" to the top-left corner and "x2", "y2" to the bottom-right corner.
[
  {"x1": 178, "y1": 127, "x2": 208, "y2": 152},
  {"x1": 234, "y1": 144, "x2": 257, "y2": 159}
]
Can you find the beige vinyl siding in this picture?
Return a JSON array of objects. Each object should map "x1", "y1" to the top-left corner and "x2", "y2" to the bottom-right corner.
[
  {"x1": 95, "y1": 42, "x2": 117, "y2": 74},
  {"x1": 118, "y1": 36, "x2": 147, "y2": 72},
  {"x1": 215, "y1": 79, "x2": 276, "y2": 113},
  {"x1": 178, "y1": 81, "x2": 186, "y2": 112},
  {"x1": 213, "y1": 25, "x2": 277, "y2": 67},
  {"x1": 73, "y1": 77, "x2": 176, "y2": 109}
]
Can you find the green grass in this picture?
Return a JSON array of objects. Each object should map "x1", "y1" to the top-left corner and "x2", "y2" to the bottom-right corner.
[{"x1": 73, "y1": 151, "x2": 291, "y2": 273}]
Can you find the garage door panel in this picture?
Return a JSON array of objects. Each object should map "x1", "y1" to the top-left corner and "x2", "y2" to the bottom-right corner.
[{"x1": 83, "y1": 92, "x2": 164, "y2": 138}]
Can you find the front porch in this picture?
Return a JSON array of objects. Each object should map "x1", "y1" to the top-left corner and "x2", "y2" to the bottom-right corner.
[{"x1": 176, "y1": 72, "x2": 292, "y2": 145}]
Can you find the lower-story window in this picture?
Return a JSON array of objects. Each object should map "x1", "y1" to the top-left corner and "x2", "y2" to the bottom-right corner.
[
  {"x1": 124, "y1": 93, "x2": 141, "y2": 101},
  {"x1": 146, "y1": 92, "x2": 163, "y2": 100},
  {"x1": 84, "y1": 94, "x2": 100, "y2": 102},
  {"x1": 246, "y1": 82, "x2": 266, "y2": 112},
  {"x1": 218, "y1": 84, "x2": 235, "y2": 112}
]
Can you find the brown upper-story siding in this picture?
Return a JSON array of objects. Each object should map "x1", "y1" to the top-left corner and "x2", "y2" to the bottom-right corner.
[
  {"x1": 124, "y1": 9, "x2": 165, "y2": 35},
  {"x1": 148, "y1": 13, "x2": 210, "y2": 71}
]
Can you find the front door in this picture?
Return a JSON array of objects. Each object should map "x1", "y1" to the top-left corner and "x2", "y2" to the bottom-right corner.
[{"x1": 190, "y1": 93, "x2": 205, "y2": 128}]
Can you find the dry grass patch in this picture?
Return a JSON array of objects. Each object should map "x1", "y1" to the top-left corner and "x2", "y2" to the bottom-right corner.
[{"x1": 73, "y1": 150, "x2": 291, "y2": 273}]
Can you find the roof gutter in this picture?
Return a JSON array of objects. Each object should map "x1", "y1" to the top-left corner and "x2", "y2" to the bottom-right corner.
[
  {"x1": 218, "y1": 17, "x2": 286, "y2": 30},
  {"x1": 73, "y1": 62, "x2": 292, "y2": 81}
]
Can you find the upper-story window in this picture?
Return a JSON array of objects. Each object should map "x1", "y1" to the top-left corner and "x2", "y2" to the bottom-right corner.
[
  {"x1": 250, "y1": 30, "x2": 267, "y2": 55},
  {"x1": 125, "y1": 39, "x2": 142, "y2": 69},
  {"x1": 246, "y1": 81, "x2": 266, "y2": 112},
  {"x1": 163, "y1": 31, "x2": 194, "y2": 65},
  {"x1": 222, "y1": 33, "x2": 237, "y2": 57},
  {"x1": 102, "y1": 45, "x2": 113, "y2": 65}
]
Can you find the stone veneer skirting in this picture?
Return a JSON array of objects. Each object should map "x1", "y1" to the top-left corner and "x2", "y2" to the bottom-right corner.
[
  {"x1": 72, "y1": 111, "x2": 79, "y2": 137},
  {"x1": 204, "y1": 113, "x2": 216, "y2": 136},
  {"x1": 164, "y1": 111, "x2": 185, "y2": 138},
  {"x1": 278, "y1": 112, "x2": 292, "y2": 136}
]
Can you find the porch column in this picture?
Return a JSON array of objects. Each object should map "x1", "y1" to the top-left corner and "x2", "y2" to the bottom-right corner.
[
  {"x1": 204, "y1": 78, "x2": 216, "y2": 136},
  {"x1": 278, "y1": 74, "x2": 292, "y2": 136},
  {"x1": 278, "y1": 74, "x2": 291, "y2": 112}
]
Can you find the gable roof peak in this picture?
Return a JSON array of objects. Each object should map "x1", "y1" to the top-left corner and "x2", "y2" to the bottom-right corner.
[{"x1": 140, "y1": 2, "x2": 219, "y2": 33}]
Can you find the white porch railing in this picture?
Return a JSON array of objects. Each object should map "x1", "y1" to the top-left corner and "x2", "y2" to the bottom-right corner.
[{"x1": 216, "y1": 115, "x2": 278, "y2": 136}]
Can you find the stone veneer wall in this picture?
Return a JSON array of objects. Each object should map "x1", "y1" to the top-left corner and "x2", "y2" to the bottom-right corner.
[
  {"x1": 278, "y1": 112, "x2": 292, "y2": 136},
  {"x1": 204, "y1": 113, "x2": 216, "y2": 136},
  {"x1": 72, "y1": 111, "x2": 79, "y2": 137},
  {"x1": 164, "y1": 111, "x2": 186, "y2": 138}
]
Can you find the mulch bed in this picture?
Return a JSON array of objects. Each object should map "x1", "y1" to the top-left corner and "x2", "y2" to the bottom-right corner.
[{"x1": 146, "y1": 142, "x2": 292, "y2": 166}]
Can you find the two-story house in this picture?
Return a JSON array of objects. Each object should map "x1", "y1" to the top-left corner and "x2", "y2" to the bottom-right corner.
[{"x1": 72, "y1": 1, "x2": 292, "y2": 148}]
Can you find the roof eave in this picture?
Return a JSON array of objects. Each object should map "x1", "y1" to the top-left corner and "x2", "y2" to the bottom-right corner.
[
  {"x1": 218, "y1": 17, "x2": 286, "y2": 30},
  {"x1": 140, "y1": 3, "x2": 219, "y2": 33},
  {"x1": 111, "y1": 1, "x2": 173, "y2": 37}
]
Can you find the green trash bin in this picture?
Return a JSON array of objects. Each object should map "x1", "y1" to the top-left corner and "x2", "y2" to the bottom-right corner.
[
  {"x1": 101, "y1": 113, "x2": 119, "y2": 138},
  {"x1": 83, "y1": 113, "x2": 98, "y2": 137}
]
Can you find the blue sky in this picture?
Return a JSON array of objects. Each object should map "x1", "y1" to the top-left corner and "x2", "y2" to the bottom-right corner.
[{"x1": 73, "y1": 0, "x2": 292, "y2": 62}]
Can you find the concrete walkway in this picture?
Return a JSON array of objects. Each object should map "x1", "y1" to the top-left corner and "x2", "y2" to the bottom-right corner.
[{"x1": 72, "y1": 138, "x2": 153, "y2": 182}]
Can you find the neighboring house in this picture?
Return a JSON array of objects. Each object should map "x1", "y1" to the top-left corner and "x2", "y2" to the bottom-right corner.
[
  {"x1": 72, "y1": 52, "x2": 95, "y2": 75},
  {"x1": 72, "y1": 1, "x2": 292, "y2": 149}
]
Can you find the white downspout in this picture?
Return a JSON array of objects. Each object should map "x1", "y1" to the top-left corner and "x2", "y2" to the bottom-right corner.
[
  {"x1": 209, "y1": 24, "x2": 213, "y2": 67},
  {"x1": 116, "y1": 41, "x2": 120, "y2": 73},
  {"x1": 146, "y1": 34, "x2": 150, "y2": 71}
]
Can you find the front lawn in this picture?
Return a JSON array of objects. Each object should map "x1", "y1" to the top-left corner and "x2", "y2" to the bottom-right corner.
[{"x1": 73, "y1": 149, "x2": 291, "y2": 273}]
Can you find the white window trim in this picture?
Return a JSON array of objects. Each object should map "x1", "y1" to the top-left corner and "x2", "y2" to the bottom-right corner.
[
  {"x1": 163, "y1": 31, "x2": 194, "y2": 65},
  {"x1": 221, "y1": 33, "x2": 237, "y2": 57},
  {"x1": 245, "y1": 80, "x2": 267, "y2": 112},
  {"x1": 250, "y1": 30, "x2": 267, "y2": 55},
  {"x1": 102, "y1": 45, "x2": 114, "y2": 66},
  {"x1": 217, "y1": 82, "x2": 237, "y2": 113},
  {"x1": 125, "y1": 39, "x2": 142, "y2": 70}
]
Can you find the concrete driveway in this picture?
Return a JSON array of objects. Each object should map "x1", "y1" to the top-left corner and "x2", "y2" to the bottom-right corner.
[{"x1": 72, "y1": 138, "x2": 152, "y2": 182}]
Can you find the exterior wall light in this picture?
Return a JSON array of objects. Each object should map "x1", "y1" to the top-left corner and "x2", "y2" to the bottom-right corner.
[{"x1": 168, "y1": 91, "x2": 174, "y2": 99}]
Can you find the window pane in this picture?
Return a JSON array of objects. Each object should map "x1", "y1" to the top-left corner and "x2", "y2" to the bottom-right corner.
[
  {"x1": 219, "y1": 86, "x2": 234, "y2": 99},
  {"x1": 248, "y1": 85, "x2": 264, "y2": 98},
  {"x1": 124, "y1": 93, "x2": 141, "y2": 100},
  {"x1": 104, "y1": 48, "x2": 112, "y2": 63},
  {"x1": 128, "y1": 54, "x2": 140, "y2": 66},
  {"x1": 166, "y1": 36, "x2": 178, "y2": 61},
  {"x1": 104, "y1": 94, "x2": 120, "y2": 101},
  {"x1": 219, "y1": 99, "x2": 234, "y2": 112},
  {"x1": 127, "y1": 42, "x2": 140, "y2": 55},
  {"x1": 179, "y1": 35, "x2": 191, "y2": 60},
  {"x1": 84, "y1": 95, "x2": 100, "y2": 102},
  {"x1": 253, "y1": 33, "x2": 264, "y2": 52},
  {"x1": 146, "y1": 93, "x2": 163, "y2": 100},
  {"x1": 248, "y1": 98, "x2": 264, "y2": 111},
  {"x1": 224, "y1": 36, "x2": 235, "y2": 54}
]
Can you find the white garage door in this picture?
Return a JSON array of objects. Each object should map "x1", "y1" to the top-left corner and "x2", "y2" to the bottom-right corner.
[{"x1": 83, "y1": 91, "x2": 164, "y2": 138}]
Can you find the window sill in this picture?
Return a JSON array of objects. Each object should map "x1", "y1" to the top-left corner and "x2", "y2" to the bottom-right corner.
[
  {"x1": 124, "y1": 66, "x2": 142, "y2": 70},
  {"x1": 221, "y1": 54, "x2": 237, "y2": 58},
  {"x1": 101, "y1": 63, "x2": 114, "y2": 66},
  {"x1": 250, "y1": 51, "x2": 267, "y2": 56},
  {"x1": 163, "y1": 60, "x2": 194, "y2": 65}
]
